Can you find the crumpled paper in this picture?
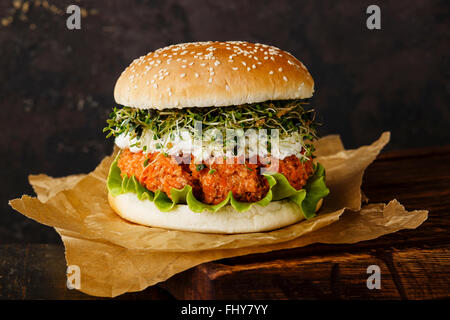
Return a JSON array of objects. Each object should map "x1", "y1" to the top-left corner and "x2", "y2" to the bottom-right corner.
[{"x1": 9, "y1": 132, "x2": 428, "y2": 297}]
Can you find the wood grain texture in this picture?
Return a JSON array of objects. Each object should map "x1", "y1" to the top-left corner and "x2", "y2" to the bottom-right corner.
[
  {"x1": 166, "y1": 252, "x2": 401, "y2": 299},
  {"x1": 391, "y1": 247, "x2": 450, "y2": 299},
  {"x1": 161, "y1": 146, "x2": 450, "y2": 299},
  {"x1": 0, "y1": 244, "x2": 174, "y2": 300},
  {"x1": 163, "y1": 245, "x2": 450, "y2": 300}
]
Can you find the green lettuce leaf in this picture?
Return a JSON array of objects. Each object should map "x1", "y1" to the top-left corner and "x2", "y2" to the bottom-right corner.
[
  {"x1": 301, "y1": 163, "x2": 330, "y2": 218},
  {"x1": 187, "y1": 189, "x2": 232, "y2": 213},
  {"x1": 107, "y1": 153, "x2": 154, "y2": 201},
  {"x1": 106, "y1": 152, "x2": 329, "y2": 219},
  {"x1": 154, "y1": 185, "x2": 192, "y2": 212}
]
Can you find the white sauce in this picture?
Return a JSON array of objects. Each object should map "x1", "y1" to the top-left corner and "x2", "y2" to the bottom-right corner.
[{"x1": 114, "y1": 129, "x2": 305, "y2": 161}]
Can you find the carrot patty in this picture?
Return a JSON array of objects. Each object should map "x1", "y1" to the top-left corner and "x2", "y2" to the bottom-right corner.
[
  {"x1": 117, "y1": 149, "x2": 199, "y2": 197},
  {"x1": 117, "y1": 149, "x2": 314, "y2": 205},
  {"x1": 272, "y1": 155, "x2": 315, "y2": 190},
  {"x1": 190, "y1": 158, "x2": 270, "y2": 204}
]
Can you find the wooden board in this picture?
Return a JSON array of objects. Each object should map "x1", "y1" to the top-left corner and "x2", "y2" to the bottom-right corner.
[
  {"x1": 160, "y1": 146, "x2": 450, "y2": 299},
  {"x1": 0, "y1": 244, "x2": 173, "y2": 300}
]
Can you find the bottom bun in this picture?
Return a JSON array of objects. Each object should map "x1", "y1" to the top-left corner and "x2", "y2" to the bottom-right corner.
[{"x1": 108, "y1": 192, "x2": 323, "y2": 234}]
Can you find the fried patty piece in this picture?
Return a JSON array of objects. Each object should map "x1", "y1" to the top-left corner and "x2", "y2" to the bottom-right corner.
[
  {"x1": 117, "y1": 149, "x2": 314, "y2": 205},
  {"x1": 117, "y1": 149, "x2": 199, "y2": 197},
  {"x1": 270, "y1": 155, "x2": 315, "y2": 190},
  {"x1": 190, "y1": 159, "x2": 270, "y2": 204}
]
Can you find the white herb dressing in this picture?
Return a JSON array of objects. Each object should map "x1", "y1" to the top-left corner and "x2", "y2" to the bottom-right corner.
[{"x1": 114, "y1": 129, "x2": 306, "y2": 161}]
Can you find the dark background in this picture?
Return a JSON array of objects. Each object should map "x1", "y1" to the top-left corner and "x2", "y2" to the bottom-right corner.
[{"x1": 1, "y1": 0, "x2": 449, "y2": 243}]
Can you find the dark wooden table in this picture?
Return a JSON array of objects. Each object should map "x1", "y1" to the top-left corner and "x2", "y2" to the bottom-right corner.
[{"x1": 1, "y1": 146, "x2": 449, "y2": 299}]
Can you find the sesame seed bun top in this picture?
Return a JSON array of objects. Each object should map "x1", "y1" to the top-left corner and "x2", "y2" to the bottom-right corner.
[{"x1": 114, "y1": 41, "x2": 315, "y2": 110}]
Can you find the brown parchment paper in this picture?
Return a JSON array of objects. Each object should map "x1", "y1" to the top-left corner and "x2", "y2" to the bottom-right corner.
[{"x1": 9, "y1": 132, "x2": 428, "y2": 297}]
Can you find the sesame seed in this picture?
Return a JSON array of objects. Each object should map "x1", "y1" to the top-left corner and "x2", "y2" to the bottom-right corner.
[
  {"x1": 181, "y1": 65, "x2": 186, "y2": 68},
  {"x1": 208, "y1": 77, "x2": 213, "y2": 83},
  {"x1": 241, "y1": 61, "x2": 246, "y2": 66},
  {"x1": 180, "y1": 73, "x2": 186, "y2": 78},
  {"x1": 269, "y1": 70, "x2": 274, "y2": 75},
  {"x1": 232, "y1": 67, "x2": 238, "y2": 71},
  {"x1": 278, "y1": 67, "x2": 283, "y2": 72},
  {"x1": 194, "y1": 73, "x2": 199, "y2": 78},
  {"x1": 153, "y1": 84, "x2": 158, "y2": 88},
  {"x1": 247, "y1": 67, "x2": 251, "y2": 71},
  {"x1": 283, "y1": 76, "x2": 288, "y2": 82},
  {"x1": 225, "y1": 85, "x2": 230, "y2": 91},
  {"x1": 252, "y1": 64, "x2": 256, "y2": 69}
]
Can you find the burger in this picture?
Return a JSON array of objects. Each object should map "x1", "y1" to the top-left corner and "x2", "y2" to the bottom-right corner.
[{"x1": 104, "y1": 41, "x2": 329, "y2": 233}]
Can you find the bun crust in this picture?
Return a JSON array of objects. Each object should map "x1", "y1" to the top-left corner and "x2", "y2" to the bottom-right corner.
[
  {"x1": 108, "y1": 192, "x2": 323, "y2": 234},
  {"x1": 114, "y1": 41, "x2": 314, "y2": 110}
]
